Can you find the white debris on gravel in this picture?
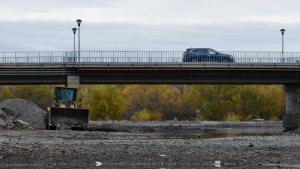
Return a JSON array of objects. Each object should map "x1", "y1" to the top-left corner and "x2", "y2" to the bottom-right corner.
[
  {"x1": 213, "y1": 160, "x2": 221, "y2": 168},
  {"x1": 95, "y1": 161, "x2": 102, "y2": 167},
  {"x1": 0, "y1": 99, "x2": 47, "y2": 129}
]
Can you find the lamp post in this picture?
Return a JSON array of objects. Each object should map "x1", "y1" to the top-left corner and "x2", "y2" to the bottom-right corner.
[
  {"x1": 76, "y1": 19, "x2": 82, "y2": 62},
  {"x1": 280, "y1": 29, "x2": 286, "y2": 63},
  {"x1": 72, "y1": 28, "x2": 77, "y2": 62}
]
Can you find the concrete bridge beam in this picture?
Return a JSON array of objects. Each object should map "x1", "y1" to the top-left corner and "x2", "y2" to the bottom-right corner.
[
  {"x1": 284, "y1": 85, "x2": 300, "y2": 130},
  {"x1": 67, "y1": 76, "x2": 80, "y2": 88}
]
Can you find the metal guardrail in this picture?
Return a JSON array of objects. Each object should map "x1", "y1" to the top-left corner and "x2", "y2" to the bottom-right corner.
[{"x1": 0, "y1": 51, "x2": 299, "y2": 63}]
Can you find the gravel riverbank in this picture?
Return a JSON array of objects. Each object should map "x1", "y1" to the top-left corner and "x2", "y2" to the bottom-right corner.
[{"x1": 0, "y1": 121, "x2": 299, "y2": 169}]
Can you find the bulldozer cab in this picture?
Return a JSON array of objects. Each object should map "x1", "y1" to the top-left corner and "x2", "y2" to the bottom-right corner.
[{"x1": 54, "y1": 87, "x2": 77, "y2": 108}]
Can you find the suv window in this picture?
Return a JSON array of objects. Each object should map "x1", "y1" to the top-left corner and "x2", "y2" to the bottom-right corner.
[
  {"x1": 193, "y1": 49, "x2": 207, "y2": 53},
  {"x1": 208, "y1": 49, "x2": 217, "y2": 55}
]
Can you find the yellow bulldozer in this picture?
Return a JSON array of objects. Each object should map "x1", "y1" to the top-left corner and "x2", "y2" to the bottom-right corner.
[{"x1": 44, "y1": 87, "x2": 89, "y2": 130}]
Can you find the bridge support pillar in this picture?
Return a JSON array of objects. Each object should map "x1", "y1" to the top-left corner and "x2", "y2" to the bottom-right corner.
[
  {"x1": 284, "y1": 85, "x2": 300, "y2": 130},
  {"x1": 67, "y1": 76, "x2": 80, "y2": 88}
]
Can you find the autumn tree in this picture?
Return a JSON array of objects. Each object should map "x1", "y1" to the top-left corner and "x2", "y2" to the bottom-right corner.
[
  {"x1": 123, "y1": 85, "x2": 194, "y2": 120},
  {"x1": 187, "y1": 85, "x2": 284, "y2": 121},
  {"x1": 80, "y1": 85, "x2": 126, "y2": 120},
  {"x1": 122, "y1": 85, "x2": 148, "y2": 119}
]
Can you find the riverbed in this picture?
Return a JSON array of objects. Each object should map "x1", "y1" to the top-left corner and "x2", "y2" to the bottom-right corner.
[{"x1": 0, "y1": 121, "x2": 299, "y2": 169}]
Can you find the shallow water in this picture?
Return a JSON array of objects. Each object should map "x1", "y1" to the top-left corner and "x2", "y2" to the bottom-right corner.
[{"x1": 150, "y1": 131, "x2": 281, "y2": 140}]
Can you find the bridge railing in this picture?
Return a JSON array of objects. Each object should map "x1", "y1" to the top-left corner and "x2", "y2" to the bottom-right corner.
[
  {"x1": 222, "y1": 51, "x2": 300, "y2": 63},
  {"x1": 0, "y1": 51, "x2": 299, "y2": 64}
]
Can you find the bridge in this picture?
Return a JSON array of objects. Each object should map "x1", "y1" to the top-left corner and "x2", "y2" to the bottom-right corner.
[
  {"x1": 0, "y1": 50, "x2": 300, "y2": 84},
  {"x1": 1, "y1": 50, "x2": 300, "y2": 130}
]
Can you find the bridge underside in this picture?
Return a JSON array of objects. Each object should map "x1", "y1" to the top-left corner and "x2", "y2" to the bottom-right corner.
[{"x1": 0, "y1": 63, "x2": 300, "y2": 85}]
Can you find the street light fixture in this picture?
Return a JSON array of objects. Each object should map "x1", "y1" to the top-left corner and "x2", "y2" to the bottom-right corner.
[
  {"x1": 280, "y1": 29, "x2": 286, "y2": 53},
  {"x1": 72, "y1": 28, "x2": 77, "y2": 62},
  {"x1": 280, "y1": 29, "x2": 286, "y2": 63},
  {"x1": 76, "y1": 19, "x2": 82, "y2": 62}
]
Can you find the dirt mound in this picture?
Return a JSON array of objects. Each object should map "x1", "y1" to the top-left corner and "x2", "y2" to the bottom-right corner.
[{"x1": 0, "y1": 99, "x2": 47, "y2": 129}]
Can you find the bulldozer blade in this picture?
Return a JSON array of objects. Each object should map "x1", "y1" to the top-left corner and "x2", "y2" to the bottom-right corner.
[{"x1": 49, "y1": 107, "x2": 89, "y2": 129}]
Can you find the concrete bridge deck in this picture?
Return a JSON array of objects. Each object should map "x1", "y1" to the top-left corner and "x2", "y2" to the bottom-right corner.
[{"x1": 0, "y1": 62, "x2": 299, "y2": 85}]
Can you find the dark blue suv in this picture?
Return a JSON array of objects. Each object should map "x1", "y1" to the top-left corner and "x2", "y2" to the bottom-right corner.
[{"x1": 182, "y1": 48, "x2": 234, "y2": 62}]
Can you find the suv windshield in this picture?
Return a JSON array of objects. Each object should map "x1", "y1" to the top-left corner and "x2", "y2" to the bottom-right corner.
[{"x1": 208, "y1": 49, "x2": 217, "y2": 55}]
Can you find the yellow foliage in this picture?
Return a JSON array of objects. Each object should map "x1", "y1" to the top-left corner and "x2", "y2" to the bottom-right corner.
[
  {"x1": 0, "y1": 86, "x2": 14, "y2": 100},
  {"x1": 224, "y1": 112, "x2": 240, "y2": 121},
  {"x1": 0, "y1": 84, "x2": 285, "y2": 122},
  {"x1": 79, "y1": 85, "x2": 126, "y2": 120},
  {"x1": 122, "y1": 85, "x2": 147, "y2": 114},
  {"x1": 131, "y1": 109, "x2": 162, "y2": 122},
  {"x1": 188, "y1": 85, "x2": 284, "y2": 121}
]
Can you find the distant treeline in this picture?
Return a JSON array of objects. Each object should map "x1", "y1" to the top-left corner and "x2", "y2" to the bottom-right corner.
[{"x1": 0, "y1": 85, "x2": 285, "y2": 121}]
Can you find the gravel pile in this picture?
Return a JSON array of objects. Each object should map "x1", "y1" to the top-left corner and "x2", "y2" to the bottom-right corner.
[{"x1": 0, "y1": 99, "x2": 47, "y2": 129}]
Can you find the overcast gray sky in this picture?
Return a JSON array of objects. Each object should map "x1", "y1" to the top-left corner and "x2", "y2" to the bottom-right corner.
[{"x1": 1, "y1": 0, "x2": 300, "y2": 51}]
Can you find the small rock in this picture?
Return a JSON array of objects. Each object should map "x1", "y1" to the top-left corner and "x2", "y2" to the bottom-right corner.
[
  {"x1": 0, "y1": 118, "x2": 6, "y2": 128},
  {"x1": 248, "y1": 143, "x2": 254, "y2": 148},
  {"x1": 8, "y1": 149, "x2": 13, "y2": 154},
  {"x1": 0, "y1": 110, "x2": 7, "y2": 121},
  {"x1": 12, "y1": 120, "x2": 30, "y2": 129},
  {"x1": 0, "y1": 110, "x2": 7, "y2": 128}
]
